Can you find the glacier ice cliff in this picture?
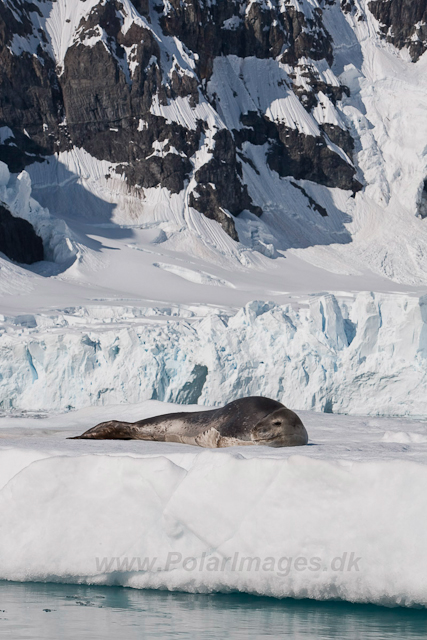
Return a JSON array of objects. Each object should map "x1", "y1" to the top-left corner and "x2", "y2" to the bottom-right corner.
[{"x1": 0, "y1": 291, "x2": 425, "y2": 416}]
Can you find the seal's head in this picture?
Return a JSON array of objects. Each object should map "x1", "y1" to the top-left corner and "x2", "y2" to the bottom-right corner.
[{"x1": 251, "y1": 408, "x2": 308, "y2": 447}]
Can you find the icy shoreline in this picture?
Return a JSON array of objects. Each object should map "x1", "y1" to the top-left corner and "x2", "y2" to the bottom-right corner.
[{"x1": 0, "y1": 402, "x2": 427, "y2": 607}]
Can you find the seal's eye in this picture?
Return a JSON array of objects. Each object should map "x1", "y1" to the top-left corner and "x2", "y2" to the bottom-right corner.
[{"x1": 272, "y1": 420, "x2": 281, "y2": 426}]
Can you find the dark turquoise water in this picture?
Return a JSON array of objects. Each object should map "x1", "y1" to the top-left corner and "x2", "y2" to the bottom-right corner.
[{"x1": 0, "y1": 582, "x2": 427, "y2": 639}]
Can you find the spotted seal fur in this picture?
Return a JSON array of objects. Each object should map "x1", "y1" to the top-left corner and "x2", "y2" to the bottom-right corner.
[{"x1": 68, "y1": 396, "x2": 308, "y2": 448}]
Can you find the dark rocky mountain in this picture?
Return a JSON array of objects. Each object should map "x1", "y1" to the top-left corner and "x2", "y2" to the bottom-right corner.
[
  {"x1": 0, "y1": 0, "x2": 424, "y2": 242},
  {"x1": 368, "y1": 0, "x2": 427, "y2": 62}
]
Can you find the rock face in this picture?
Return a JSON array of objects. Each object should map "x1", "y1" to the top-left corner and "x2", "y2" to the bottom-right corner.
[
  {"x1": 0, "y1": 0, "x2": 421, "y2": 241},
  {"x1": 160, "y1": 0, "x2": 333, "y2": 77},
  {"x1": 0, "y1": 204, "x2": 44, "y2": 264},
  {"x1": 189, "y1": 129, "x2": 260, "y2": 240},
  {"x1": 417, "y1": 179, "x2": 427, "y2": 219},
  {"x1": 368, "y1": 0, "x2": 427, "y2": 62}
]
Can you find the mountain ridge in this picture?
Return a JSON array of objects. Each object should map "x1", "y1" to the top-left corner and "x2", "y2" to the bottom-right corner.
[
  {"x1": 0, "y1": 0, "x2": 427, "y2": 286},
  {"x1": 0, "y1": 0, "x2": 370, "y2": 239}
]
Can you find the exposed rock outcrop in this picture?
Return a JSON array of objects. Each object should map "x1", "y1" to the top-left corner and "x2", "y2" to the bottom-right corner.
[
  {"x1": 417, "y1": 179, "x2": 427, "y2": 219},
  {"x1": 369, "y1": 0, "x2": 427, "y2": 61},
  {"x1": 234, "y1": 112, "x2": 361, "y2": 193},
  {"x1": 0, "y1": 0, "x2": 376, "y2": 241},
  {"x1": 189, "y1": 129, "x2": 261, "y2": 239}
]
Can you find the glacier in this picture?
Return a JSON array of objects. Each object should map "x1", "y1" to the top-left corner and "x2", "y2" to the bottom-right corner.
[{"x1": 0, "y1": 291, "x2": 425, "y2": 416}]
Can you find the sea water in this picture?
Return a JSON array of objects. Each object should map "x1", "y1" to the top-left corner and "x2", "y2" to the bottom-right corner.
[{"x1": 0, "y1": 582, "x2": 426, "y2": 639}]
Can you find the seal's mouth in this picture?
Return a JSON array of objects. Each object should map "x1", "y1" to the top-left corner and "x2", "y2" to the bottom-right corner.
[
  {"x1": 251, "y1": 434, "x2": 282, "y2": 444},
  {"x1": 251, "y1": 429, "x2": 307, "y2": 447}
]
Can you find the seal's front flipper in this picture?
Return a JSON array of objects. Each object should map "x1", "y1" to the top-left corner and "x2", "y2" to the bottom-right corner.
[
  {"x1": 194, "y1": 426, "x2": 222, "y2": 448},
  {"x1": 67, "y1": 420, "x2": 135, "y2": 440}
]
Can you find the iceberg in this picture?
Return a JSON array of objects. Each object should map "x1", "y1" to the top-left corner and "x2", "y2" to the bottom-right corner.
[{"x1": 0, "y1": 402, "x2": 427, "y2": 607}]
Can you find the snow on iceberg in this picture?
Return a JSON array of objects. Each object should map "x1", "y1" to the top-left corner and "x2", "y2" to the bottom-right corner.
[
  {"x1": 1, "y1": 425, "x2": 427, "y2": 607},
  {"x1": 0, "y1": 292, "x2": 426, "y2": 416}
]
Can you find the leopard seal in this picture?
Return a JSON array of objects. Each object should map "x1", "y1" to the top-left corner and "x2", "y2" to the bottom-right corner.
[{"x1": 68, "y1": 396, "x2": 308, "y2": 448}]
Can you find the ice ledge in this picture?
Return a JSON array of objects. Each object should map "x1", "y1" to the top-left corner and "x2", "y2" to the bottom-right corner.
[{"x1": 0, "y1": 446, "x2": 426, "y2": 607}]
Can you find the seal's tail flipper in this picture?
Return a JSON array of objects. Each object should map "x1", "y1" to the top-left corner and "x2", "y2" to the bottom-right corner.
[{"x1": 67, "y1": 420, "x2": 135, "y2": 440}]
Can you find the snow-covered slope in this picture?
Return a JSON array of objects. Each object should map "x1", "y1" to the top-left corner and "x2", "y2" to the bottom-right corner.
[
  {"x1": 0, "y1": 155, "x2": 424, "y2": 417},
  {"x1": 0, "y1": 1, "x2": 426, "y2": 413},
  {"x1": 1, "y1": 0, "x2": 427, "y2": 283}
]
